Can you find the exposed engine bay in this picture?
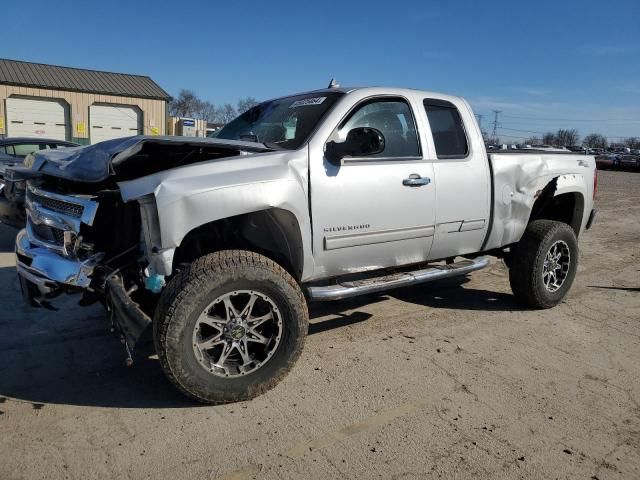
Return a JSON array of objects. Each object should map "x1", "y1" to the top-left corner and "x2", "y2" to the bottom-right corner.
[{"x1": 16, "y1": 136, "x2": 275, "y2": 356}]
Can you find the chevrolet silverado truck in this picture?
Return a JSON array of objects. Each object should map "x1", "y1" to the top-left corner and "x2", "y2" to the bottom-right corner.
[{"x1": 13, "y1": 86, "x2": 597, "y2": 404}]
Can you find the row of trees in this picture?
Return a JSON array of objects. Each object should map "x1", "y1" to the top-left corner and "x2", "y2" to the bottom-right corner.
[
  {"x1": 169, "y1": 89, "x2": 259, "y2": 124},
  {"x1": 521, "y1": 129, "x2": 640, "y2": 150}
]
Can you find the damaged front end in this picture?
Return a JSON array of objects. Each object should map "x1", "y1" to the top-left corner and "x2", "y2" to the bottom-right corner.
[
  {"x1": 16, "y1": 180, "x2": 153, "y2": 360},
  {"x1": 14, "y1": 135, "x2": 285, "y2": 363}
]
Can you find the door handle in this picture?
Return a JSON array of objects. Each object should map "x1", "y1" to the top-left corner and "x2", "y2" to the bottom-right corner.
[{"x1": 402, "y1": 174, "x2": 431, "y2": 187}]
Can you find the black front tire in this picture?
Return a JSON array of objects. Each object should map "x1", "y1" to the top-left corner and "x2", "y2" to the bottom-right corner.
[
  {"x1": 154, "y1": 250, "x2": 309, "y2": 404},
  {"x1": 509, "y1": 220, "x2": 579, "y2": 309}
]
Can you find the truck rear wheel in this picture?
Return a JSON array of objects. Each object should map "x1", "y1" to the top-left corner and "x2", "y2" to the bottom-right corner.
[
  {"x1": 154, "y1": 250, "x2": 308, "y2": 404},
  {"x1": 508, "y1": 220, "x2": 578, "y2": 308}
]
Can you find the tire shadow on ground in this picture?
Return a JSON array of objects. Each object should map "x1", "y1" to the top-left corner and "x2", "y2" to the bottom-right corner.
[{"x1": 0, "y1": 267, "x2": 525, "y2": 410}]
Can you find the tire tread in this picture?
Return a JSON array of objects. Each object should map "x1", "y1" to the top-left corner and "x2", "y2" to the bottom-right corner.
[
  {"x1": 509, "y1": 220, "x2": 578, "y2": 309},
  {"x1": 154, "y1": 250, "x2": 308, "y2": 404}
]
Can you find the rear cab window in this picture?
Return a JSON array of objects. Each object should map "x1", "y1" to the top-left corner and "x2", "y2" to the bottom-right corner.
[{"x1": 423, "y1": 99, "x2": 469, "y2": 159}]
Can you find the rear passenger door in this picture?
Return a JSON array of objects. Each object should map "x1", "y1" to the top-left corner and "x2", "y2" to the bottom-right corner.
[{"x1": 422, "y1": 98, "x2": 491, "y2": 260}]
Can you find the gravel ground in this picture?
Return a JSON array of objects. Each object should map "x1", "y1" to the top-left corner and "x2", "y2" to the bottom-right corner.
[{"x1": 0, "y1": 170, "x2": 638, "y2": 480}]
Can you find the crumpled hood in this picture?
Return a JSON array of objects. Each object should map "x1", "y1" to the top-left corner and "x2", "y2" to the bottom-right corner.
[{"x1": 28, "y1": 135, "x2": 274, "y2": 183}]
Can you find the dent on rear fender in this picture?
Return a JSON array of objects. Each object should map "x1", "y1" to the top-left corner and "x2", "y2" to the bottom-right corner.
[{"x1": 484, "y1": 154, "x2": 590, "y2": 250}]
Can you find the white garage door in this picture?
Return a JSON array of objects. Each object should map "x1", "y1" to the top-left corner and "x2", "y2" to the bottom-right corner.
[
  {"x1": 6, "y1": 97, "x2": 69, "y2": 140},
  {"x1": 90, "y1": 105, "x2": 141, "y2": 144}
]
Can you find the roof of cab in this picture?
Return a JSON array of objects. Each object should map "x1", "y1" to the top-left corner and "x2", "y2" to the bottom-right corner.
[{"x1": 271, "y1": 86, "x2": 465, "y2": 105}]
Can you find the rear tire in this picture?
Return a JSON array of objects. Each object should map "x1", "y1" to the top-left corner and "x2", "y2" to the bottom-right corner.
[
  {"x1": 509, "y1": 220, "x2": 578, "y2": 308},
  {"x1": 154, "y1": 250, "x2": 308, "y2": 404}
]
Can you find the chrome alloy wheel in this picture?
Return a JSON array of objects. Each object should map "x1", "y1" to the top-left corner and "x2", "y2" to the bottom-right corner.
[
  {"x1": 542, "y1": 240, "x2": 571, "y2": 293},
  {"x1": 192, "y1": 290, "x2": 283, "y2": 377}
]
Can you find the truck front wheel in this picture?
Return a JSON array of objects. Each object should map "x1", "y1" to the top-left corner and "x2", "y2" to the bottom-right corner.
[
  {"x1": 509, "y1": 220, "x2": 578, "y2": 308},
  {"x1": 154, "y1": 250, "x2": 308, "y2": 404}
]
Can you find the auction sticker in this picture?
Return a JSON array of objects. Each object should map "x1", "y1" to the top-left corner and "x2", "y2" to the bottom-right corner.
[{"x1": 290, "y1": 97, "x2": 326, "y2": 108}]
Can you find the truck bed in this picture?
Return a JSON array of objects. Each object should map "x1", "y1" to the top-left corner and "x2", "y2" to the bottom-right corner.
[{"x1": 484, "y1": 152, "x2": 596, "y2": 251}]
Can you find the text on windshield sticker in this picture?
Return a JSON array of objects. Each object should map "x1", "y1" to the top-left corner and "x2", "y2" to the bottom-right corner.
[{"x1": 289, "y1": 97, "x2": 327, "y2": 108}]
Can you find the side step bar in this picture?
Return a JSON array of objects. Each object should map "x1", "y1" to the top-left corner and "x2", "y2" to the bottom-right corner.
[{"x1": 307, "y1": 256, "x2": 490, "y2": 301}]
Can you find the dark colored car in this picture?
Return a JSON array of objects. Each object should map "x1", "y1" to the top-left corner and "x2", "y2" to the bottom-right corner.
[
  {"x1": 595, "y1": 154, "x2": 618, "y2": 170},
  {"x1": 0, "y1": 138, "x2": 80, "y2": 227},
  {"x1": 619, "y1": 154, "x2": 639, "y2": 171}
]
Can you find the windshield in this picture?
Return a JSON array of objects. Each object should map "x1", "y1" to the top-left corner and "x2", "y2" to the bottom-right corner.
[{"x1": 215, "y1": 92, "x2": 344, "y2": 150}]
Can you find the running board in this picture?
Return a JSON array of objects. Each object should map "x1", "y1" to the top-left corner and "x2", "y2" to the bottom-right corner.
[{"x1": 307, "y1": 256, "x2": 490, "y2": 301}]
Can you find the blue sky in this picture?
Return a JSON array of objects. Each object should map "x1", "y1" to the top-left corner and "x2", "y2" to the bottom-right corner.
[{"x1": 3, "y1": 0, "x2": 640, "y2": 142}]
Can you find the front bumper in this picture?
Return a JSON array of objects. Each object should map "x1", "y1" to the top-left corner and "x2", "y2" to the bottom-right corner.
[
  {"x1": 16, "y1": 228, "x2": 152, "y2": 349},
  {"x1": 15, "y1": 228, "x2": 103, "y2": 302}
]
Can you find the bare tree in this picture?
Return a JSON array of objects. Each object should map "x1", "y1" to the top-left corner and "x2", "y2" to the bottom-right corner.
[
  {"x1": 556, "y1": 129, "x2": 580, "y2": 147},
  {"x1": 524, "y1": 136, "x2": 541, "y2": 145},
  {"x1": 583, "y1": 133, "x2": 608, "y2": 149},
  {"x1": 169, "y1": 89, "x2": 218, "y2": 122},
  {"x1": 542, "y1": 132, "x2": 557, "y2": 145},
  {"x1": 216, "y1": 104, "x2": 237, "y2": 124},
  {"x1": 624, "y1": 137, "x2": 640, "y2": 149},
  {"x1": 237, "y1": 97, "x2": 259, "y2": 114},
  {"x1": 169, "y1": 89, "x2": 200, "y2": 118},
  {"x1": 193, "y1": 100, "x2": 217, "y2": 122}
]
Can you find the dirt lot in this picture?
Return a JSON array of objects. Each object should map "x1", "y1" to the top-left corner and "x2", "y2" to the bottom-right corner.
[{"x1": 0, "y1": 170, "x2": 638, "y2": 480}]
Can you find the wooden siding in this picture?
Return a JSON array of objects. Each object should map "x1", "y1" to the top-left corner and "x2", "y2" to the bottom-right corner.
[{"x1": 0, "y1": 85, "x2": 167, "y2": 139}]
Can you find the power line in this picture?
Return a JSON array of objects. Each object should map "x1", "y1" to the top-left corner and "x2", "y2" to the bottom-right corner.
[
  {"x1": 491, "y1": 110, "x2": 501, "y2": 140},
  {"x1": 496, "y1": 113, "x2": 640, "y2": 123},
  {"x1": 499, "y1": 126, "x2": 546, "y2": 134}
]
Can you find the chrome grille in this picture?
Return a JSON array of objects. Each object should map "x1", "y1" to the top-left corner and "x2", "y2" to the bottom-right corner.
[
  {"x1": 25, "y1": 185, "x2": 99, "y2": 257},
  {"x1": 28, "y1": 191, "x2": 84, "y2": 218},
  {"x1": 31, "y1": 223, "x2": 65, "y2": 246}
]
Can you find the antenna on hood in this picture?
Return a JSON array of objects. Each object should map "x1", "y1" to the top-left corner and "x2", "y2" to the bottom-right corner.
[{"x1": 328, "y1": 78, "x2": 340, "y2": 89}]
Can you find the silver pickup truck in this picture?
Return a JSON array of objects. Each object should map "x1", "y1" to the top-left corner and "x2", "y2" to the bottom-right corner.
[{"x1": 14, "y1": 86, "x2": 597, "y2": 403}]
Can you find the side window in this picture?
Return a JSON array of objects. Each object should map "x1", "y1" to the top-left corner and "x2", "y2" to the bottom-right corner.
[
  {"x1": 331, "y1": 98, "x2": 420, "y2": 158},
  {"x1": 424, "y1": 99, "x2": 469, "y2": 159},
  {"x1": 4, "y1": 145, "x2": 15, "y2": 156},
  {"x1": 13, "y1": 143, "x2": 42, "y2": 156}
]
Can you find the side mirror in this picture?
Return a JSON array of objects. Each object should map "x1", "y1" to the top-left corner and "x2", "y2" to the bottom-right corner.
[{"x1": 326, "y1": 127, "x2": 385, "y2": 163}]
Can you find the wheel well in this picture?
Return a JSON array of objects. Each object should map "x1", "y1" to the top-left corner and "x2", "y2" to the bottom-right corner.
[
  {"x1": 173, "y1": 209, "x2": 304, "y2": 279},
  {"x1": 528, "y1": 181, "x2": 584, "y2": 236}
]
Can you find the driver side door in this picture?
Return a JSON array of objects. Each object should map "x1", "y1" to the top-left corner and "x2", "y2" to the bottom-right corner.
[{"x1": 309, "y1": 96, "x2": 437, "y2": 279}]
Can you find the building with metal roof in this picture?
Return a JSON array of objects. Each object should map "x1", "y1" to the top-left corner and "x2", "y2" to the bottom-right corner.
[{"x1": 0, "y1": 59, "x2": 170, "y2": 144}]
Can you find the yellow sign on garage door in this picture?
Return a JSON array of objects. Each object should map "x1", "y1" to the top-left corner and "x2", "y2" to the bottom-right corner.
[
  {"x1": 0, "y1": 117, "x2": 4, "y2": 131},
  {"x1": 76, "y1": 121, "x2": 86, "y2": 135}
]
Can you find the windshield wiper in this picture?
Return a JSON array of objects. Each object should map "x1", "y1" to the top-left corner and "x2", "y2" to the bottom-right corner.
[
  {"x1": 263, "y1": 141, "x2": 283, "y2": 150},
  {"x1": 239, "y1": 133, "x2": 259, "y2": 143}
]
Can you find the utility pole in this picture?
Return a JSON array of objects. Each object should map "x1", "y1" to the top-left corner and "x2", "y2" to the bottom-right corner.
[{"x1": 491, "y1": 110, "x2": 501, "y2": 142}]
